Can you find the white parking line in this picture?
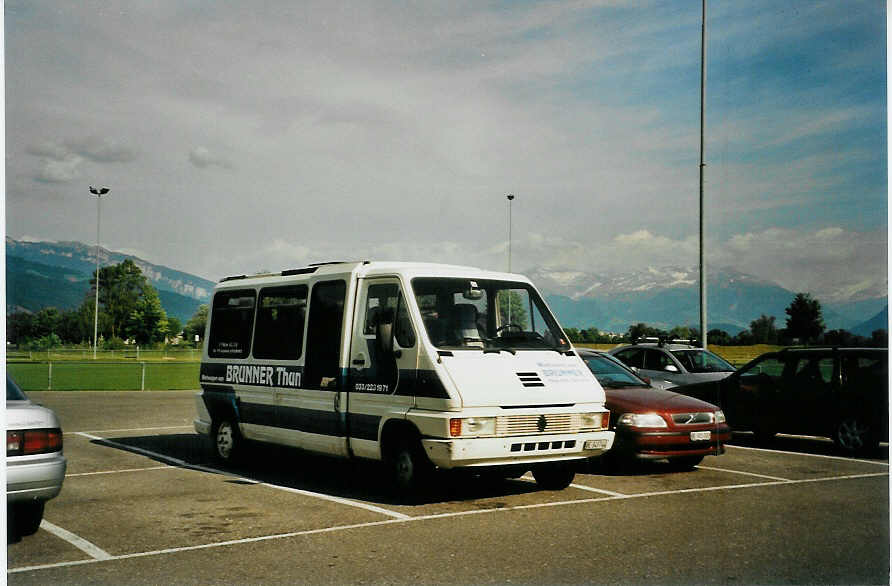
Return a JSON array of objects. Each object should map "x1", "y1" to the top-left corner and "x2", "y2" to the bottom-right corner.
[
  {"x1": 39, "y1": 521, "x2": 113, "y2": 561},
  {"x1": 12, "y1": 470, "x2": 886, "y2": 575},
  {"x1": 695, "y1": 465, "x2": 791, "y2": 482},
  {"x1": 74, "y1": 432, "x2": 410, "y2": 521},
  {"x1": 67, "y1": 466, "x2": 174, "y2": 478},
  {"x1": 568, "y1": 483, "x2": 627, "y2": 497},
  {"x1": 72, "y1": 425, "x2": 194, "y2": 435},
  {"x1": 726, "y1": 444, "x2": 891, "y2": 466}
]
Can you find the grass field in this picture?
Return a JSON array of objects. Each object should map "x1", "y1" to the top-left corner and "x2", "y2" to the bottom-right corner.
[
  {"x1": 7, "y1": 361, "x2": 200, "y2": 391},
  {"x1": 7, "y1": 344, "x2": 784, "y2": 391},
  {"x1": 573, "y1": 343, "x2": 783, "y2": 367}
]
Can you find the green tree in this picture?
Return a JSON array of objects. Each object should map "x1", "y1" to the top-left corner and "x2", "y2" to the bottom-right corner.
[
  {"x1": 58, "y1": 308, "x2": 92, "y2": 344},
  {"x1": 497, "y1": 291, "x2": 528, "y2": 329},
  {"x1": 166, "y1": 317, "x2": 183, "y2": 339},
  {"x1": 33, "y1": 307, "x2": 62, "y2": 339},
  {"x1": 184, "y1": 304, "x2": 209, "y2": 345},
  {"x1": 784, "y1": 293, "x2": 825, "y2": 345},
  {"x1": 563, "y1": 327, "x2": 581, "y2": 342},
  {"x1": 7, "y1": 312, "x2": 36, "y2": 344},
  {"x1": 83, "y1": 259, "x2": 167, "y2": 343},
  {"x1": 707, "y1": 329, "x2": 732, "y2": 345},
  {"x1": 869, "y1": 329, "x2": 888, "y2": 347},
  {"x1": 581, "y1": 327, "x2": 601, "y2": 343},
  {"x1": 749, "y1": 314, "x2": 778, "y2": 344},
  {"x1": 125, "y1": 285, "x2": 168, "y2": 345}
]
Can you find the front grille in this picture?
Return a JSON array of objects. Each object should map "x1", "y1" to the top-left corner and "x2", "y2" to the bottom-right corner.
[
  {"x1": 671, "y1": 412, "x2": 714, "y2": 425},
  {"x1": 510, "y1": 440, "x2": 577, "y2": 452},
  {"x1": 496, "y1": 413, "x2": 578, "y2": 435}
]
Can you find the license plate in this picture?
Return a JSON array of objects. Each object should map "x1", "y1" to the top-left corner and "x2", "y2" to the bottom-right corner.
[
  {"x1": 690, "y1": 431, "x2": 711, "y2": 441},
  {"x1": 584, "y1": 439, "x2": 609, "y2": 450}
]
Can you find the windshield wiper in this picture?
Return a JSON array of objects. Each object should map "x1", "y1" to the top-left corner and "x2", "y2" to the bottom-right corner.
[{"x1": 484, "y1": 348, "x2": 516, "y2": 355}]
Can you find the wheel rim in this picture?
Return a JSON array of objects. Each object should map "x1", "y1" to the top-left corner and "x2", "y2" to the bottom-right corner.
[
  {"x1": 216, "y1": 422, "x2": 234, "y2": 459},
  {"x1": 837, "y1": 418, "x2": 868, "y2": 451},
  {"x1": 395, "y1": 450, "x2": 414, "y2": 485}
]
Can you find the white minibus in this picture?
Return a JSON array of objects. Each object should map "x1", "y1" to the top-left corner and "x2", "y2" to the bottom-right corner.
[{"x1": 194, "y1": 261, "x2": 613, "y2": 495}]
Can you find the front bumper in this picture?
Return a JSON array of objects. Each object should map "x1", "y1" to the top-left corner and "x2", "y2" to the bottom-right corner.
[
  {"x1": 613, "y1": 425, "x2": 731, "y2": 460},
  {"x1": 7, "y1": 452, "x2": 67, "y2": 503},
  {"x1": 422, "y1": 430, "x2": 614, "y2": 469}
]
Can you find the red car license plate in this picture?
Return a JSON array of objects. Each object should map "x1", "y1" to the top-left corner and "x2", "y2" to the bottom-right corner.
[{"x1": 690, "y1": 431, "x2": 711, "y2": 441}]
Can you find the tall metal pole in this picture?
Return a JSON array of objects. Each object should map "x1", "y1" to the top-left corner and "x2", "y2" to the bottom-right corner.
[
  {"x1": 89, "y1": 187, "x2": 110, "y2": 359},
  {"x1": 506, "y1": 194, "x2": 515, "y2": 272},
  {"x1": 698, "y1": 0, "x2": 708, "y2": 349}
]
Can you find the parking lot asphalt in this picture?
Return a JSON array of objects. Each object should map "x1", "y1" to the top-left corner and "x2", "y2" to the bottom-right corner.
[{"x1": 8, "y1": 391, "x2": 890, "y2": 585}]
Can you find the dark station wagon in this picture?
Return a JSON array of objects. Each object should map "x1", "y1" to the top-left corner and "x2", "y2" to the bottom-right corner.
[{"x1": 672, "y1": 347, "x2": 888, "y2": 455}]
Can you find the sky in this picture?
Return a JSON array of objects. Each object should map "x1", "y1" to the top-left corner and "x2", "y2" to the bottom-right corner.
[{"x1": 4, "y1": 1, "x2": 888, "y2": 303}]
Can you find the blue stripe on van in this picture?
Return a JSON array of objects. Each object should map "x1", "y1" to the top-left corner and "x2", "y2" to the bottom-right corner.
[
  {"x1": 349, "y1": 368, "x2": 450, "y2": 399},
  {"x1": 277, "y1": 405, "x2": 341, "y2": 436},
  {"x1": 347, "y1": 413, "x2": 381, "y2": 441}
]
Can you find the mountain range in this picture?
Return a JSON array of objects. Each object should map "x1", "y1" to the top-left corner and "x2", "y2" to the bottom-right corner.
[
  {"x1": 5, "y1": 238, "x2": 888, "y2": 336},
  {"x1": 6, "y1": 238, "x2": 214, "y2": 323},
  {"x1": 530, "y1": 265, "x2": 887, "y2": 335}
]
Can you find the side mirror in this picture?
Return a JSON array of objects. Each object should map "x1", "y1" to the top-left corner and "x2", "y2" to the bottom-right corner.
[{"x1": 664, "y1": 364, "x2": 679, "y2": 373}]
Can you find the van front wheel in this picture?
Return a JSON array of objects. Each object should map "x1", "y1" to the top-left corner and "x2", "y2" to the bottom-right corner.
[
  {"x1": 388, "y1": 438, "x2": 432, "y2": 498},
  {"x1": 532, "y1": 462, "x2": 575, "y2": 490}
]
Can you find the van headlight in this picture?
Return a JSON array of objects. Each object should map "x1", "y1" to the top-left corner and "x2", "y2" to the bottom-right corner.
[
  {"x1": 715, "y1": 410, "x2": 726, "y2": 424},
  {"x1": 617, "y1": 412, "x2": 668, "y2": 428},
  {"x1": 449, "y1": 417, "x2": 496, "y2": 437},
  {"x1": 579, "y1": 412, "x2": 609, "y2": 430}
]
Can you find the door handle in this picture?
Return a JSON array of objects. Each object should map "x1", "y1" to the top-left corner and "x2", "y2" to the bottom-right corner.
[{"x1": 352, "y1": 353, "x2": 366, "y2": 366}]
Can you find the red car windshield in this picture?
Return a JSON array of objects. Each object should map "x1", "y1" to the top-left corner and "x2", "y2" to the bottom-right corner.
[{"x1": 582, "y1": 354, "x2": 648, "y2": 388}]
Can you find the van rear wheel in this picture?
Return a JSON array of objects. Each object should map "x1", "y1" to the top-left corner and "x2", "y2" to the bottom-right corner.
[
  {"x1": 213, "y1": 419, "x2": 242, "y2": 463},
  {"x1": 532, "y1": 462, "x2": 575, "y2": 490}
]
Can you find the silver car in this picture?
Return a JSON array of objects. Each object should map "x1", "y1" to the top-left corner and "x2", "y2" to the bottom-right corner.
[
  {"x1": 609, "y1": 340, "x2": 736, "y2": 388},
  {"x1": 6, "y1": 375, "x2": 67, "y2": 537}
]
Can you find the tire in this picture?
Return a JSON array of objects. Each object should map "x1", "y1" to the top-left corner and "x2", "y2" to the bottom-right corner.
[
  {"x1": 834, "y1": 416, "x2": 878, "y2": 455},
  {"x1": 751, "y1": 426, "x2": 776, "y2": 444},
  {"x1": 387, "y1": 437, "x2": 433, "y2": 500},
  {"x1": 11, "y1": 501, "x2": 45, "y2": 537},
  {"x1": 532, "y1": 462, "x2": 575, "y2": 490},
  {"x1": 668, "y1": 455, "x2": 704, "y2": 471},
  {"x1": 212, "y1": 419, "x2": 242, "y2": 463}
]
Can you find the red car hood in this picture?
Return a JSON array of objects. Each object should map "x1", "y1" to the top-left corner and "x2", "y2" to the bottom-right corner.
[{"x1": 604, "y1": 385, "x2": 720, "y2": 413}]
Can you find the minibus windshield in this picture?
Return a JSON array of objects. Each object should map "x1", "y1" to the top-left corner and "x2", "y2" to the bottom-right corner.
[{"x1": 411, "y1": 277, "x2": 570, "y2": 352}]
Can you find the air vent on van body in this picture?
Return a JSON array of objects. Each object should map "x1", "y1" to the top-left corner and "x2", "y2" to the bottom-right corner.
[{"x1": 516, "y1": 372, "x2": 545, "y2": 387}]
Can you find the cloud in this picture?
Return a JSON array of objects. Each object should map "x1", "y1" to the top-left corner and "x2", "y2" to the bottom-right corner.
[
  {"x1": 35, "y1": 156, "x2": 82, "y2": 183},
  {"x1": 65, "y1": 136, "x2": 136, "y2": 163},
  {"x1": 25, "y1": 136, "x2": 135, "y2": 183},
  {"x1": 188, "y1": 146, "x2": 233, "y2": 169}
]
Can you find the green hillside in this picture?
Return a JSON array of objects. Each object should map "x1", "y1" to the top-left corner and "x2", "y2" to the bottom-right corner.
[{"x1": 7, "y1": 256, "x2": 203, "y2": 323}]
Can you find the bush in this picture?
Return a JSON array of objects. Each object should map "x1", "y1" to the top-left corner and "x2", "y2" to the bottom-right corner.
[
  {"x1": 102, "y1": 337, "x2": 128, "y2": 350},
  {"x1": 24, "y1": 334, "x2": 62, "y2": 351}
]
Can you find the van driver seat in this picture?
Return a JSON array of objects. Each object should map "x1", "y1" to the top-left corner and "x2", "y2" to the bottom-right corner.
[{"x1": 453, "y1": 304, "x2": 484, "y2": 348}]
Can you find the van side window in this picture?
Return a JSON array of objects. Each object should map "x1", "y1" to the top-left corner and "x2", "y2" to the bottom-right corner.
[
  {"x1": 303, "y1": 280, "x2": 347, "y2": 389},
  {"x1": 208, "y1": 290, "x2": 256, "y2": 358},
  {"x1": 364, "y1": 284, "x2": 399, "y2": 335},
  {"x1": 253, "y1": 285, "x2": 308, "y2": 360},
  {"x1": 394, "y1": 293, "x2": 416, "y2": 348}
]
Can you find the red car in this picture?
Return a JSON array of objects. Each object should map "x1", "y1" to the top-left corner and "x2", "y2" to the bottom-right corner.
[{"x1": 578, "y1": 349, "x2": 731, "y2": 470}]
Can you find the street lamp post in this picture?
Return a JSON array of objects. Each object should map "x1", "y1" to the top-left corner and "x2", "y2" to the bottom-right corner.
[
  {"x1": 698, "y1": 0, "x2": 708, "y2": 349},
  {"x1": 89, "y1": 186, "x2": 110, "y2": 359},
  {"x1": 506, "y1": 194, "x2": 515, "y2": 272}
]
